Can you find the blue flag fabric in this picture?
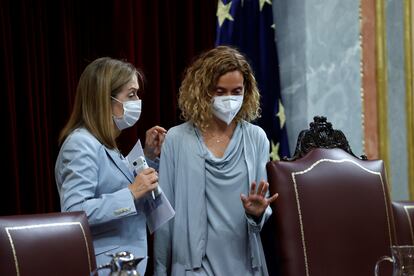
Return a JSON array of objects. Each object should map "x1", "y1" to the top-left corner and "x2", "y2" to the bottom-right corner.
[{"x1": 216, "y1": 0, "x2": 290, "y2": 160}]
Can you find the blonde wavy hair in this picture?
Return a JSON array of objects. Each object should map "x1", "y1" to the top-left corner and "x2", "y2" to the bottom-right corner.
[
  {"x1": 58, "y1": 57, "x2": 143, "y2": 149},
  {"x1": 178, "y1": 45, "x2": 261, "y2": 131}
]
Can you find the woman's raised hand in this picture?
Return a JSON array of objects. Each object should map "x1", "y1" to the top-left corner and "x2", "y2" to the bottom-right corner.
[
  {"x1": 144, "y1": 126, "x2": 167, "y2": 161},
  {"x1": 240, "y1": 180, "x2": 279, "y2": 218}
]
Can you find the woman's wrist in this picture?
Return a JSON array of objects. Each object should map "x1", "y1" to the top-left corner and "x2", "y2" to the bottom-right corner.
[
  {"x1": 128, "y1": 184, "x2": 146, "y2": 200},
  {"x1": 246, "y1": 212, "x2": 264, "y2": 224},
  {"x1": 143, "y1": 147, "x2": 158, "y2": 161},
  {"x1": 128, "y1": 185, "x2": 137, "y2": 199}
]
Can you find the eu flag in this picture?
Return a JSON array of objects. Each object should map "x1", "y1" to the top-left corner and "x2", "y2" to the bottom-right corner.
[{"x1": 216, "y1": 0, "x2": 290, "y2": 161}]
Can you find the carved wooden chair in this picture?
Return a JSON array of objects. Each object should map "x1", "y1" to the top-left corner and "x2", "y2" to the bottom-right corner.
[{"x1": 266, "y1": 116, "x2": 394, "y2": 276}]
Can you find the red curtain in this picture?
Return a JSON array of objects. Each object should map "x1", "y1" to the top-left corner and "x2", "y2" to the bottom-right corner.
[{"x1": 1, "y1": 0, "x2": 216, "y2": 216}]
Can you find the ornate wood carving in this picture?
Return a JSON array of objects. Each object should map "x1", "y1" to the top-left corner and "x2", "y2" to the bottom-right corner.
[{"x1": 284, "y1": 116, "x2": 367, "y2": 161}]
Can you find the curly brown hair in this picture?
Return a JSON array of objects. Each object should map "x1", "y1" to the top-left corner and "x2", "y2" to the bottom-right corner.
[{"x1": 178, "y1": 45, "x2": 261, "y2": 131}]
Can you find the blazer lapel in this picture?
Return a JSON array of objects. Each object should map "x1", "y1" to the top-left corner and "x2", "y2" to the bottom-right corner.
[{"x1": 105, "y1": 148, "x2": 134, "y2": 183}]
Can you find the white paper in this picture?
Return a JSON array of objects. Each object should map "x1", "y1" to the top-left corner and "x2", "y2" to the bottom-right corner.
[
  {"x1": 126, "y1": 139, "x2": 146, "y2": 172},
  {"x1": 142, "y1": 188, "x2": 175, "y2": 234},
  {"x1": 126, "y1": 139, "x2": 175, "y2": 233}
]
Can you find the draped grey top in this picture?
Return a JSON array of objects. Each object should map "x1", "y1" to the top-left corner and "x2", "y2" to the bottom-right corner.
[{"x1": 154, "y1": 121, "x2": 271, "y2": 276}]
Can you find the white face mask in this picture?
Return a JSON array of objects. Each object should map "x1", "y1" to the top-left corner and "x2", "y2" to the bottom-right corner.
[
  {"x1": 112, "y1": 97, "x2": 142, "y2": 130},
  {"x1": 212, "y1": 95, "x2": 244, "y2": 125}
]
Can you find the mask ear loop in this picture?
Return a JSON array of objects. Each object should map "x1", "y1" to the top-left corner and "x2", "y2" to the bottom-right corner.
[
  {"x1": 111, "y1": 96, "x2": 123, "y2": 104},
  {"x1": 111, "y1": 96, "x2": 125, "y2": 120}
]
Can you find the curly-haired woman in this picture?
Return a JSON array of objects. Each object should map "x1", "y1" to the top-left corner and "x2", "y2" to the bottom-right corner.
[{"x1": 154, "y1": 46, "x2": 278, "y2": 276}]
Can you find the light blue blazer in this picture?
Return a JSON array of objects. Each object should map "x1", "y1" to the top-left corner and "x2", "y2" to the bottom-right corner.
[{"x1": 55, "y1": 127, "x2": 151, "y2": 275}]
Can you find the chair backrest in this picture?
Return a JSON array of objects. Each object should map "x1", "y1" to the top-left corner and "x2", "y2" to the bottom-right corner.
[
  {"x1": 392, "y1": 201, "x2": 414, "y2": 245},
  {"x1": 266, "y1": 116, "x2": 394, "y2": 276},
  {"x1": 0, "y1": 211, "x2": 96, "y2": 276}
]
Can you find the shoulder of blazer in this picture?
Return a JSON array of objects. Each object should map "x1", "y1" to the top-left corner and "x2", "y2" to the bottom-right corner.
[{"x1": 62, "y1": 128, "x2": 105, "y2": 153}]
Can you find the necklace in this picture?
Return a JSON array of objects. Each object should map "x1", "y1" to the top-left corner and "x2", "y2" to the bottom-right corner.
[
  {"x1": 204, "y1": 133, "x2": 228, "y2": 144},
  {"x1": 211, "y1": 134, "x2": 229, "y2": 143},
  {"x1": 203, "y1": 125, "x2": 234, "y2": 145}
]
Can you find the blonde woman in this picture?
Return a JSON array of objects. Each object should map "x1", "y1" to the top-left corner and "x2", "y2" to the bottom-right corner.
[
  {"x1": 55, "y1": 57, "x2": 166, "y2": 275},
  {"x1": 154, "y1": 46, "x2": 278, "y2": 276}
]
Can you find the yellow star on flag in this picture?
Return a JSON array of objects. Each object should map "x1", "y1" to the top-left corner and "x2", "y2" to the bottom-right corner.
[
  {"x1": 217, "y1": 0, "x2": 234, "y2": 27},
  {"x1": 276, "y1": 99, "x2": 286, "y2": 128},
  {"x1": 259, "y1": 0, "x2": 272, "y2": 11},
  {"x1": 270, "y1": 141, "x2": 280, "y2": 161}
]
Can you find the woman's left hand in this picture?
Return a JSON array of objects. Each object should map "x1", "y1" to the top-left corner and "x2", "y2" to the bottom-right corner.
[
  {"x1": 240, "y1": 180, "x2": 279, "y2": 218},
  {"x1": 144, "y1": 125, "x2": 167, "y2": 160}
]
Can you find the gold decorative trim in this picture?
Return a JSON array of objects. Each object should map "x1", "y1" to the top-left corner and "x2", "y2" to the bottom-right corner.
[
  {"x1": 291, "y1": 158, "x2": 393, "y2": 276},
  {"x1": 403, "y1": 205, "x2": 414, "y2": 244},
  {"x1": 359, "y1": 0, "x2": 365, "y2": 155},
  {"x1": 404, "y1": 0, "x2": 414, "y2": 199},
  {"x1": 375, "y1": 0, "x2": 391, "y2": 188},
  {"x1": 291, "y1": 171, "x2": 309, "y2": 276},
  {"x1": 5, "y1": 222, "x2": 92, "y2": 276}
]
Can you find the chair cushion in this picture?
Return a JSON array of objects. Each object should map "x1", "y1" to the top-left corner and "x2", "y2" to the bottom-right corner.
[{"x1": 0, "y1": 211, "x2": 96, "y2": 276}]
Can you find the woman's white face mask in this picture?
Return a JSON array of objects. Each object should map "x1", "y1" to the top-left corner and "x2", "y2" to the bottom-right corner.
[
  {"x1": 112, "y1": 97, "x2": 142, "y2": 130},
  {"x1": 212, "y1": 95, "x2": 244, "y2": 125}
]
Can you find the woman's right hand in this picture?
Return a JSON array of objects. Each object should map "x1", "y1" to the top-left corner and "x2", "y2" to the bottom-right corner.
[{"x1": 128, "y1": 167, "x2": 158, "y2": 200}]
